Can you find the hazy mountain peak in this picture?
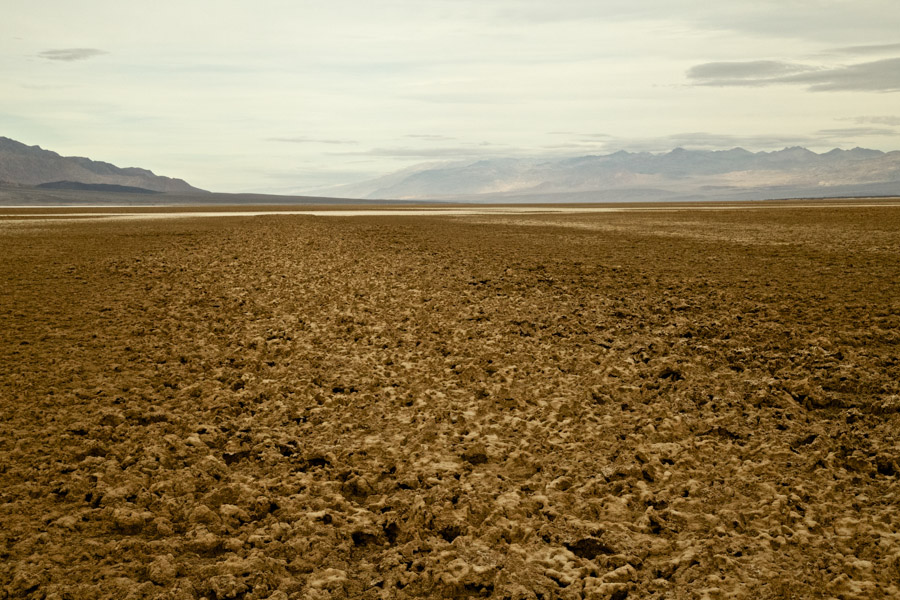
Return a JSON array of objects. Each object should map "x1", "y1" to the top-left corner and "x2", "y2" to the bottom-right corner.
[
  {"x1": 778, "y1": 146, "x2": 817, "y2": 155},
  {"x1": 316, "y1": 145, "x2": 900, "y2": 202},
  {"x1": 0, "y1": 136, "x2": 57, "y2": 158}
]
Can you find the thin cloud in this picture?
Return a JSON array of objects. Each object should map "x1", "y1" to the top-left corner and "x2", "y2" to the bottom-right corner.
[
  {"x1": 687, "y1": 60, "x2": 814, "y2": 81},
  {"x1": 20, "y1": 83, "x2": 75, "y2": 90},
  {"x1": 816, "y1": 127, "x2": 897, "y2": 137},
  {"x1": 331, "y1": 147, "x2": 487, "y2": 158},
  {"x1": 591, "y1": 128, "x2": 900, "y2": 156},
  {"x1": 830, "y1": 42, "x2": 900, "y2": 55},
  {"x1": 541, "y1": 142, "x2": 608, "y2": 152},
  {"x1": 600, "y1": 132, "x2": 824, "y2": 153},
  {"x1": 488, "y1": 0, "x2": 900, "y2": 46},
  {"x1": 783, "y1": 58, "x2": 900, "y2": 92},
  {"x1": 658, "y1": 132, "x2": 820, "y2": 149},
  {"x1": 841, "y1": 115, "x2": 900, "y2": 126},
  {"x1": 38, "y1": 48, "x2": 108, "y2": 61},
  {"x1": 405, "y1": 134, "x2": 457, "y2": 141},
  {"x1": 329, "y1": 145, "x2": 519, "y2": 159},
  {"x1": 267, "y1": 137, "x2": 357, "y2": 145},
  {"x1": 688, "y1": 57, "x2": 900, "y2": 92}
]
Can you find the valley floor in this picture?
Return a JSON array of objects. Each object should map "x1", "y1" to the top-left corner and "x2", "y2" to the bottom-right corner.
[{"x1": 1, "y1": 202, "x2": 899, "y2": 599}]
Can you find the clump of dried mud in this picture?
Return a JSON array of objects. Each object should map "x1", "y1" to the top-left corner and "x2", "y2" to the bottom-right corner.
[{"x1": 2, "y1": 204, "x2": 899, "y2": 599}]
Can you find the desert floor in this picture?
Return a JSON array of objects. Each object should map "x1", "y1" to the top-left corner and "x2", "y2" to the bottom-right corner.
[{"x1": 1, "y1": 202, "x2": 899, "y2": 599}]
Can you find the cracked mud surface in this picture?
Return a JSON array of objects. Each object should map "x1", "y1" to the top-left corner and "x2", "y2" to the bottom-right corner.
[{"x1": 2, "y1": 204, "x2": 900, "y2": 599}]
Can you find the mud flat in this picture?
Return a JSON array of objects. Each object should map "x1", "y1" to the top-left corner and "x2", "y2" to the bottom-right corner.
[{"x1": 2, "y1": 202, "x2": 899, "y2": 599}]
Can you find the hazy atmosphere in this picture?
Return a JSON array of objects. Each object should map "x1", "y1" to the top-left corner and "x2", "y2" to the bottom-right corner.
[
  {"x1": 5, "y1": 4, "x2": 900, "y2": 598},
  {"x1": 3, "y1": 0, "x2": 899, "y2": 193}
]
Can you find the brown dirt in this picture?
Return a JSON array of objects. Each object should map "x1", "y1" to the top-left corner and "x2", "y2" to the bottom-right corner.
[{"x1": 1, "y1": 204, "x2": 899, "y2": 599}]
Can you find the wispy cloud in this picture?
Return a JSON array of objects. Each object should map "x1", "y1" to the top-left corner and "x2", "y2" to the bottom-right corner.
[
  {"x1": 784, "y1": 58, "x2": 900, "y2": 92},
  {"x1": 594, "y1": 132, "x2": 823, "y2": 154},
  {"x1": 38, "y1": 48, "x2": 108, "y2": 62},
  {"x1": 405, "y1": 134, "x2": 457, "y2": 141},
  {"x1": 816, "y1": 127, "x2": 897, "y2": 137},
  {"x1": 331, "y1": 147, "x2": 481, "y2": 158},
  {"x1": 830, "y1": 42, "x2": 900, "y2": 55},
  {"x1": 841, "y1": 115, "x2": 900, "y2": 126},
  {"x1": 688, "y1": 57, "x2": 900, "y2": 92},
  {"x1": 20, "y1": 83, "x2": 75, "y2": 90},
  {"x1": 267, "y1": 137, "x2": 357, "y2": 145},
  {"x1": 588, "y1": 128, "x2": 900, "y2": 155},
  {"x1": 328, "y1": 145, "x2": 515, "y2": 159},
  {"x1": 687, "y1": 60, "x2": 814, "y2": 82}
]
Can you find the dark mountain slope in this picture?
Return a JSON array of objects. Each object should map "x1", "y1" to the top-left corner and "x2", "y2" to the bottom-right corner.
[{"x1": 0, "y1": 137, "x2": 206, "y2": 193}]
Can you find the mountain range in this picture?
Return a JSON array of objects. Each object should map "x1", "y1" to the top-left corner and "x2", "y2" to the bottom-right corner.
[
  {"x1": 317, "y1": 147, "x2": 900, "y2": 202},
  {"x1": 4, "y1": 135, "x2": 900, "y2": 202},
  {"x1": 0, "y1": 137, "x2": 205, "y2": 194}
]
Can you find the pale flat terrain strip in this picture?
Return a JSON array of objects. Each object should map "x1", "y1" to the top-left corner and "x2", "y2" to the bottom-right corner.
[{"x1": 2, "y1": 201, "x2": 900, "y2": 225}]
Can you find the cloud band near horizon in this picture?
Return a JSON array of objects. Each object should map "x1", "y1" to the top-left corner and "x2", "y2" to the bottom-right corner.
[
  {"x1": 688, "y1": 57, "x2": 900, "y2": 92},
  {"x1": 38, "y1": 48, "x2": 108, "y2": 62}
]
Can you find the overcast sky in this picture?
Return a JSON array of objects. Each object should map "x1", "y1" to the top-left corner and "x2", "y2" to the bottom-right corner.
[{"x1": 3, "y1": 0, "x2": 900, "y2": 193}]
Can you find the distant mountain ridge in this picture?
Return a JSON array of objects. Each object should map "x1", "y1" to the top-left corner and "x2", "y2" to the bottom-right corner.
[
  {"x1": 319, "y1": 146, "x2": 900, "y2": 202},
  {"x1": 0, "y1": 137, "x2": 206, "y2": 194},
  {"x1": 36, "y1": 181, "x2": 161, "y2": 194}
]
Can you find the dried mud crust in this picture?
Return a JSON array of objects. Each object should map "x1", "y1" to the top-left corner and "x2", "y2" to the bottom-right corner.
[{"x1": 1, "y1": 207, "x2": 899, "y2": 600}]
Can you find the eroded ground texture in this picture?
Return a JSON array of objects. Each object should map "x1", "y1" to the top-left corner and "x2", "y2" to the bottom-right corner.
[{"x1": 2, "y1": 204, "x2": 900, "y2": 600}]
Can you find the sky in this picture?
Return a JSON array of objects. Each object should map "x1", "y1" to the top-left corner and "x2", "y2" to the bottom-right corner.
[{"x1": 3, "y1": 0, "x2": 900, "y2": 193}]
